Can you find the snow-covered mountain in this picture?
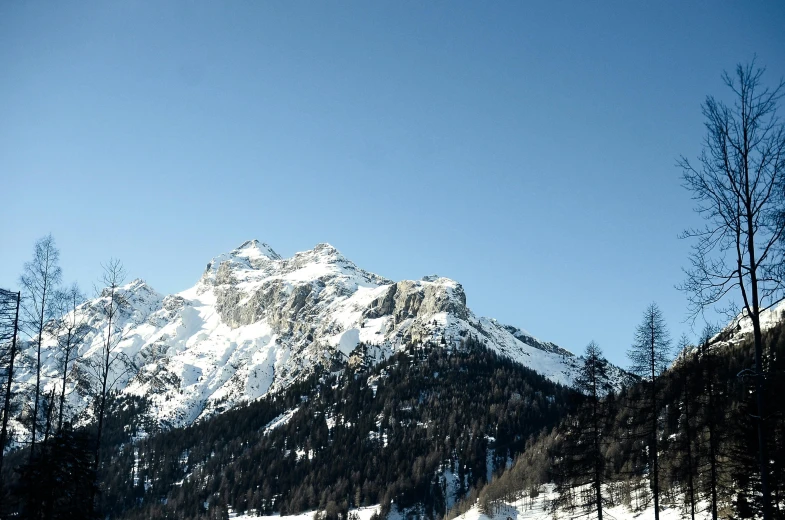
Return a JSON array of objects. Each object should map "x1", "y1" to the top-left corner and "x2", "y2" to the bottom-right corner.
[{"x1": 28, "y1": 240, "x2": 585, "y2": 429}]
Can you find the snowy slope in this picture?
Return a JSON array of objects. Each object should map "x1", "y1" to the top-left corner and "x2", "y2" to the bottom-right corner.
[{"x1": 23, "y1": 240, "x2": 586, "y2": 429}]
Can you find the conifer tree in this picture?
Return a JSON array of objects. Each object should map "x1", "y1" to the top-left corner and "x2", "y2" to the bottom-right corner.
[
  {"x1": 627, "y1": 303, "x2": 671, "y2": 520},
  {"x1": 557, "y1": 341, "x2": 614, "y2": 520}
]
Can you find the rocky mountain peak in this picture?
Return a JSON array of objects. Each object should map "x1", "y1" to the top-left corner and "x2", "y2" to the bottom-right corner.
[
  {"x1": 231, "y1": 239, "x2": 282, "y2": 261},
  {"x1": 20, "y1": 240, "x2": 588, "y2": 431}
]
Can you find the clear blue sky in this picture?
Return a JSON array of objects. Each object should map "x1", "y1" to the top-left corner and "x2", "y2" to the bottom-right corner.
[{"x1": 2, "y1": 1, "x2": 784, "y2": 366}]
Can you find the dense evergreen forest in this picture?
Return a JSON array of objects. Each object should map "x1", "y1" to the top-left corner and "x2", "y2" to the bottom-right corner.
[
  {"x1": 470, "y1": 320, "x2": 785, "y2": 520},
  {"x1": 2, "y1": 337, "x2": 573, "y2": 519}
]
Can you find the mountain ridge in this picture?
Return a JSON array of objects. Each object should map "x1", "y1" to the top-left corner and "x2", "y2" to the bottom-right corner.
[{"x1": 20, "y1": 240, "x2": 587, "y2": 431}]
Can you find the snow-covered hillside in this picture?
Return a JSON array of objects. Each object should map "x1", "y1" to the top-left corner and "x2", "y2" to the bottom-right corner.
[{"x1": 24, "y1": 240, "x2": 585, "y2": 429}]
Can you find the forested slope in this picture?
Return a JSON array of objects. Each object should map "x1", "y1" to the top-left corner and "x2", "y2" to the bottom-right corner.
[
  {"x1": 468, "y1": 321, "x2": 785, "y2": 520},
  {"x1": 52, "y1": 337, "x2": 574, "y2": 520}
]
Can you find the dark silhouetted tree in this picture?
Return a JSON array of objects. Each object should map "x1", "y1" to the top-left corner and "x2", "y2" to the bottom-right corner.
[
  {"x1": 678, "y1": 60, "x2": 785, "y2": 520},
  {"x1": 627, "y1": 303, "x2": 671, "y2": 520},
  {"x1": 0, "y1": 288, "x2": 21, "y2": 496},
  {"x1": 557, "y1": 341, "x2": 615, "y2": 520}
]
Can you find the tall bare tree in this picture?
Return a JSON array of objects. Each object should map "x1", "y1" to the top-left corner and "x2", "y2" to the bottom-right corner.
[
  {"x1": 51, "y1": 284, "x2": 88, "y2": 432},
  {"x1": 678, "y1": 61, "x2": 785, "y2": 520},
  {"x1": 19, "y1": 234, "x2": 62, "y2": 460},
  {"x1": 80, "y1": 259, "x2": 130, "y2": 472},
  {"x1": 627, "y1": 303, "x2": 671, "y2": 520}
]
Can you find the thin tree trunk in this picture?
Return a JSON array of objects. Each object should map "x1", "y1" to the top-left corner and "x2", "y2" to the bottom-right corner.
[
  {"x1": 752, "y1": 313, "x2": 771, "y2": 520},
  {"x1": 741, "y1": 79, "x2": 771, "y2": 517},
  {"x1": 705, "y1": 350, "x2": 719, "y2": 520},
  {"x1": 684, "y1": 376, "x2": 696, "y2": 520},
  {"x1": 90, "y1": 284, "x2": 115, "y2": 513},
  {"x1": 57, "y1": 331, "x2": 72, "y2": 432},
  {"x1": 0, "y1": 291, "x2": 20, "y2": 492},
  {"x1": 43, "y1": 387, "x2": 55, "y2": 446},
  {"x1": 593, "y1": 384, "x2": 603, "y2": 520},
  {"x1": 42, "y1": 389, "x2": 57, "y2": 520},
  {"x1": 30, "y1": 273, "x2": 49, "y2": 462},
  {"x1": 651, "y1": 318, "x2": 660, "y2": 520}
]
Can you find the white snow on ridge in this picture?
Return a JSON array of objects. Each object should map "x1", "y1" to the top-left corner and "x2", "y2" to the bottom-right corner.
[{"x1": 19, "y1": 240, "x2": 585, "y2": 431}]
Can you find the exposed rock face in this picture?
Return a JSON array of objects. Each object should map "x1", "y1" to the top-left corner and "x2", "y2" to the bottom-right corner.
[{"x1": 20, "y1": 240, "x2": 581, "y2": 430}]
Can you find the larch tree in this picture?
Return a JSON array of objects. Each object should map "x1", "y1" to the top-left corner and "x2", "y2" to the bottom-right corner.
[
  {"x1": 627, "y1": 302, "x2": 671, "y2": 520},
  {"x1": 19, "y1": 234, "x2": 62, "y2": 461},
  {"x1": 678, "y1": 60, "x2": 785, "y2": 520}
]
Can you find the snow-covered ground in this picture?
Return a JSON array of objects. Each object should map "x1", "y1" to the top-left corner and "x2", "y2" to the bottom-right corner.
[
  {"x1": 228, "y1": 487, "x2": 710, "y2": 520},
  {"x1": 455, "y1": 485, "x2": 712, "y2": 520}
]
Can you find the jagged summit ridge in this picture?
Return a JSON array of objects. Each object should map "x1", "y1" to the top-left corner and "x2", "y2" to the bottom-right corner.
[
  {"x1": 23, "y1": 240, "x2": 581, "y2": 429},
  {"x1": 232, "y1": 239, "x2": 282, "y2": 261}
]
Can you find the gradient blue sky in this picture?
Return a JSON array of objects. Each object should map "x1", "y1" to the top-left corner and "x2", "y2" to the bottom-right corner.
[{"x1": 2, "y1": 1, "x2": 784, "y2": 365}]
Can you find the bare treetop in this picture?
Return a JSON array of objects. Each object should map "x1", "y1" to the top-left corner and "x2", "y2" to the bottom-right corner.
[
  {"x1": 19, "y1": 234, "x2": 62, "y2": 336},
  {"x1": 679, "y1": 61, "x2": 785, "y2": 321}
]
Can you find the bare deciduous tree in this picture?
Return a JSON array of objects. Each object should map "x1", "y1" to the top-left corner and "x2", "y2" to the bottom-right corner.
[
  {"x1": 51, "y1": 283, "x2": 88, "y2": 432},
  {"x1": 19, "y1": 234, "x2": 62, "y2": 460},
  {"x1": 76, "y1": 259, "x2": 134, "y2": 473},
  {"x1": 678, "y1": 61, "x2": 785, "y2": 520}
]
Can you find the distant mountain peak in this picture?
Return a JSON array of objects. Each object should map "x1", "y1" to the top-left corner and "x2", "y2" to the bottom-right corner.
[{"x1": 231, "y1": 239, "x2": 282, "y2": 261}]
